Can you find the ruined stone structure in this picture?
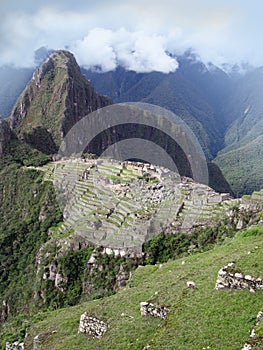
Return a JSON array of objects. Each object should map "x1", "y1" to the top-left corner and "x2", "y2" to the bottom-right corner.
[
  {"x1": 242, "y1": 310, "x2": 263, "y2": 350},
  {"x1": 215, "y1": 263, "x2": 263, "y2": 292},
  {"x1": 78, "y1": 313, "x2": 108, "y2": 338},
  {"x1": 5, "y1": 342, "x2": 24, "y2": 350},
  {"x1": 140, "y1": 302, "x2": 169, "y2": 320}
]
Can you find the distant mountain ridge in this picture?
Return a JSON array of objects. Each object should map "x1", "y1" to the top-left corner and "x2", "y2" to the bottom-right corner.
[
  {"x1": 0, "y1": 51, "x2": 231, "y2": 194},
  {"x1": 84, "y1": 56, "x2": 233, "y2": 159},
  {"x1": 83, "y1": 56, "x2": 263, "y2": 195},
  {"x1": 1, "y1": 50, "x2": 263, "y2": 195}
]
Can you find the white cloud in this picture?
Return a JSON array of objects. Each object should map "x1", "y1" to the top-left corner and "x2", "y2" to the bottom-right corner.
[
  {"x1": 1, "y1": 1, "x2": 263, "y2": 70},
  {"x1": 73, "y1": 28, "x2": 117, "y2": 72},
  {"x1": 72, "y1": 28, "x2": 178, "y2": 73}
]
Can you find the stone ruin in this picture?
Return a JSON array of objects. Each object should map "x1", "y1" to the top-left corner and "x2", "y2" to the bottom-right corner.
[
  {"x1": 140, "y1": 302, "x2": 169, "y2": 320},
  {"x1": 215, "y1": 263, "x2": 263, "y2": 292},
  {"x1": 242, "y1": 309, "x2": 263, "y2": 350},
  {"x1": 78, "y1": 313, "x2": 108, "y2": 338},
  {"x1": 5, "y1": 342, "x2": 24, "y2": 350}
]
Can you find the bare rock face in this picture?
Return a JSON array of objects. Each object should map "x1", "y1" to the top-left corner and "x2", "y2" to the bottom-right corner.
[
  {"x1": 10, "y1": 50, "x2": 112, "y2": 154},
  {"x1": 114, "y1": 263, "x2": 131, "y2": 290},
  {"x1": 0, "y1": 118, "x2": 11, "y2": 155}
]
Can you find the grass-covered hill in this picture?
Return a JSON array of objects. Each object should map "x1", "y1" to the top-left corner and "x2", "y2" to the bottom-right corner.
[{"x1": 4, "y1": 225, "x2": 263, "y2": 349}]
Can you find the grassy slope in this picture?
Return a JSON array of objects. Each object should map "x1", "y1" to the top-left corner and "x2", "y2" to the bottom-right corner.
[{"x1": 24, "y1": 231, "x2": 263, "y2": 349}]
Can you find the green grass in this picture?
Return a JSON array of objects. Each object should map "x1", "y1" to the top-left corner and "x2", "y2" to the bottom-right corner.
[{"x1": 21, "y1": 233, "x2": 263, "y2": 349}]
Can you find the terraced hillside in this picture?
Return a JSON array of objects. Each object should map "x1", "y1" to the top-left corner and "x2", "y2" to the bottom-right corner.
[{"x1": 34, "y1": 158, "x2": 263, "y2": 253}]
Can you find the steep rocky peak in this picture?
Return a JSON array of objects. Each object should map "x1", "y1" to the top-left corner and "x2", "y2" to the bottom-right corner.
[
  {"x1": 32, "y1": 51, "x2": 80, "y2": 87},
  {"x1": 10, "y1": 50, "x2": 112, "y2": 154}
]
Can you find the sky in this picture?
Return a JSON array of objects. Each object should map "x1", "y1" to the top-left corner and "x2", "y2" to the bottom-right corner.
[{"x1": 1, "y1": 0, "x2": 263, "y2": 72}]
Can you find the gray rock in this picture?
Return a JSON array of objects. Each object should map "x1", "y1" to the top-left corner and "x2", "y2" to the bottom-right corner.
[{"x1": 187, "y1": 281, "x2": 196, "y2": 288}]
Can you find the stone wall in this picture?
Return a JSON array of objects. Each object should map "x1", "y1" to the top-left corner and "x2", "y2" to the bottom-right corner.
[
  {"x1": 140, "y1": 302, "x2": 169, "y2": 319},
  {"x1": 215, "y1": 263, "x2": 263, "y2": 292},
  {"x1": 78, "y1": 313, "x2": 108, "y2": 338},
  {"x1": 242, "y1": 310, "x2": 263, "y2": 350},
  {"x1": 5, "y1": 342, "x2": 24, "y2": 350}
]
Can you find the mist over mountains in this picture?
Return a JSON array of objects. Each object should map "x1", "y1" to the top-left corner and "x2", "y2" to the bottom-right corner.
[{"x1": 0, "y1": 50, "x2": 262, "y2": 195}]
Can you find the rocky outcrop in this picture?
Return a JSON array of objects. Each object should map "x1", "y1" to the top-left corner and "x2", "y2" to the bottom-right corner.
[
  {"x1": 114, "y1": 263, "x2": 131, "y2": 289},
  {"x1": 78, "y1": 313, "x2": 108, "y2": 338},
  {"x1": 140, "y1": 302, "x2": 169, "y2": 319},
  {"x1": 1, "y1": 300, "x2": 11, "y2": 322},
  {"x1": 35, "y1": 234, "x2": 91, "y2": 298},
  {"x1": 0, "y1": 118, "x2": 11, "y2": 155},
  {"x1": 10, "y1": 50, "x2": 112, "y2": 154},
  {"x1": 42, "y1": 262, "x2": 68, "y2": 292},
  {"x1": 215, "y1": 263, "x2": 263, "y2": 292}
]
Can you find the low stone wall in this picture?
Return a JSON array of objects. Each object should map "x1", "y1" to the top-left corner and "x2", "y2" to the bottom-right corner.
[
  {"x1": 215, "y1": 263, "x2": 263, "y2": 292},
  {"x1": 140, "y1": 302, "x2": 169, "y2": 319},
  {"x1": 78, "y1": 313, "x2": 108, "y2": 338},
  {"x1": 242, "y1": 310, "x2": 263, "y2": 350},
  {"x1": 5, "y1": 342, "x2": 24, "y2": 350}
]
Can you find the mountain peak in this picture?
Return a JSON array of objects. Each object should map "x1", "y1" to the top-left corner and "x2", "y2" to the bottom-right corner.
[
  {"x1": 10, "y1": 50, "x2": 112, "y2": 154},
  {"x1": 31, "y1": 50, "x2": 78, "y2": 88}
]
